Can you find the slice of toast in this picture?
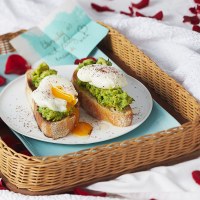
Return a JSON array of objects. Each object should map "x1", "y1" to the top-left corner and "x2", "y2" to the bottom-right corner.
[
  {"x1": 25, "y1": 70, "x2": 79, "y2": 139},
  {"x1": 72, "y1": 70, "x2": 133, "y2": 127}
]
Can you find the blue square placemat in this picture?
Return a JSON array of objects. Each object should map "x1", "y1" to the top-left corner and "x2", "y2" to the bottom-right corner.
[{"x1": 0, "y1": 49, "x2": 180, "y2": 156}]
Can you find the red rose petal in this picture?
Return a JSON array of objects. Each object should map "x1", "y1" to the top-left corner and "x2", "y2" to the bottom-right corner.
[
  {"x1": 5, "y1": 54, "x2": 31, "y2": 75},
  {"x1": 1, "y1": 135, "x2": 20, "y2": 148},
  {"x1": 136, "y1": 11, "x2": 145, "y2": 17},
  {"x1": 74, "y1": 59, "x2": 80, "y2": 65},
  {"x1": 120, "y1": 6, "x2": 134, "y2": 17},
  {"x1": 197, "y1": 5, "x2": 200, "y2": 13},
  {"x1": 74, "y1": 188, "x2": 107, "y2": 197},
  {"x1": 0, "y1": 75, "x2": 6, "y2": 86},
  {"x1": 20, "y1": 149, "x2": 32, "y2": 156},
  {"x1": 192, "y1": 170, "x2": 200, "y2": 185},
  {"x1": 194, "y1": 0, "x2": 200, "y2": 4},
  {"x1": 0, "y1": 180, "x2": 7, "y2": 190},
  {"x1": 136, "y1": 11, "x2": 163, "y2": 20},
  {"x1": 193, "y1": 25, "x2": 200, "y2": 32},
  {"x1": 189, "y1": 7, "x2": 197, "y2": 14},
  {"x1": 132, "y1": 0, "x2": 149, "y2": 9},
  {"x1": 1, "y1": 133, "x2": 32, "y2": 155},
  {"x1": 74, "y1": 57, "x2": 96, "y2": 64},
  {"x1": 183, "y1": 15, "x2": 200, "y2": 25},
  {"x1": 91, "y1": 3, "x2": 115, "y2": 12},
  {"x1": 152, "y1": 11, "x2": 164, "y2": 20},
  {"x1": 189, "y1": 5, "x2": 200, "y2": 14}
]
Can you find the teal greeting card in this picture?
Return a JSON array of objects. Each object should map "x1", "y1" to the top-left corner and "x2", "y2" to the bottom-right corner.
[{"x1": 10, "y1": 0, "x2": 108, "y2": 66}]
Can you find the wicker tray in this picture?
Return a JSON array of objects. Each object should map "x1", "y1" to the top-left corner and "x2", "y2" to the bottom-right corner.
[{"x1": 1, "y1": 23, "x2": 200, "y2": 195}]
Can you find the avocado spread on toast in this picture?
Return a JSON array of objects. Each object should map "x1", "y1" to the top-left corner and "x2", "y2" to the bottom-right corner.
[
  {"x1": 38, "y1": 107, "x2": 74, "y2": 122},
  {"x1": 77, "y1": 57, "x2": 133, "y2": 111},
  {"x1": 31, "y1": 62, "x2": 57, "y2": 88},
  {"x1": 31, "y1": 63, "x2": 70, "y2": 122}
]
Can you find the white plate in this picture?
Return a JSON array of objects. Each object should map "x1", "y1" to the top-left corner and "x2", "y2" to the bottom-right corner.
[{"x1": 0, "y1": 65, "x2": 153, "y2": 144}]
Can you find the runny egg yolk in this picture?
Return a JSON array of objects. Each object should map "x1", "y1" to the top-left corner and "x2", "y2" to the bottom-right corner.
[
  {"x1": 72, "y1": 103, "x2": 93, "y2": 137},
  {"x1": 72, "y1": 122, "x2": 93, "y2": 137},
  {"x1": 52, "y1": 86, "x2": 93, "y2": 136},
  {"x1": 51, "y1": 86, "x2": 77, "y2": 106}
]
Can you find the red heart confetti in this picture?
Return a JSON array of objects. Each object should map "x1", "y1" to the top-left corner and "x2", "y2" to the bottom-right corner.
[
  {"x1": 136, "y1": 11, "x2": 163, "y2": 20},
  {"x1": 192, "y1": 170, "x2": 200, "y2": 185},
  {"x1": 183, "y1": 15, "x2": 200, "y2": 25},
  {"x1": 91, "y1": 3, "x2": 115, "y2": 12},
  {"x1": 132, "y1": 0, "x2": 149, "y2": 9},
  {"x1": 5, "y1": 54, "x2": 31, "y2": 75},
  {"x1": 0, "y1": 75, "x2": 6, "y2": 86},
  {"x1": 74, "y1": 188, "x2": 107, "y2": 197},
  {"x1": 74, "y1": 57, "x2": 96, "y2": 64},
  {"x1": 193, "y1": 25, "x2": 200, "y2": 32},
  {"x1": 120, "y1": 6, "x2": 134, "y2": 17}
]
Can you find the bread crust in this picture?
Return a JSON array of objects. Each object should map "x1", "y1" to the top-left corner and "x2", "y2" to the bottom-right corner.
[
  {"x1": 25, "y1": 70, "x2": 79, "y2": 139},
  {"x1": 72, "y1": 70, "x2": 133, "y2": 127}
]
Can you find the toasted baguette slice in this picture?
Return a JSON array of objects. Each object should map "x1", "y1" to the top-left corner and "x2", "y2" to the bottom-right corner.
[
  {"x1": 72, "y1": 70, "x2": 133, "y2": 127},
  {"x1": 25, "y1": 70, "x2": 79, "y2": 139}
]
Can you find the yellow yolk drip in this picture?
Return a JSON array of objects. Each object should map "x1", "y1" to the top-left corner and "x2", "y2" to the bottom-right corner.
[
  {"x1": 52, "y1": 86, "x2": 77, "y2": 106},
  {"x1": 72, "y1": 122, "x2": 93, "y2": 137},
  {"x1": 52, "y1": 85, "x2": 93, "y2": 136}
]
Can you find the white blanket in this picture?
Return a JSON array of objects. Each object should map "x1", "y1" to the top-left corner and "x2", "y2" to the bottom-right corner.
[
  {"x1": 1, "y1": 0, "x2": 200, "y2": 199},
  {"x1": 101, "y1": 15, "x2": 200, "y2": 101}
]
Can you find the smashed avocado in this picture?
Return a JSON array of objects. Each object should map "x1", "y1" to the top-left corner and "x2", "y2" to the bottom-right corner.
[
  {"x1": 96, "y1": 57, "x2": 112, "y2": 66},
  {"x1": 78, "y1": 57, "x2": 112, "y2": 69},
  {"x1": 31, "y1": 62, "x2": 57, "y2": 88},
  {"x1": 78, "y1": 58, "x2": 96, "y2": 69},
  {"x1": 38, "y1": 107, "x2": 73, "y2": 122},
  {"x1": 77, "y1": 80, "x2": 133, "y2": 111},
  {"x1": 77, "y1": 57, "x2": 133, "y2": 111}
]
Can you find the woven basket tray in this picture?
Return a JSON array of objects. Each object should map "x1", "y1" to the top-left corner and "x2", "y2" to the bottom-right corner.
[{"x1": 1, "y1": 23, "x2": 200, "y2": 195}]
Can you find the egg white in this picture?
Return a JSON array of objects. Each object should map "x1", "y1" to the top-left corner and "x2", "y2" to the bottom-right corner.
[
  {"x1": 32, "y1": 75, "x2": 77, "y2": 112},
  {"x1": 77, "y1": 64, "x2": 127, "y2": 89}
]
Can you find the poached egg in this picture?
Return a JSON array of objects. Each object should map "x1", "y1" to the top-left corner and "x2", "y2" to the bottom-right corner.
[
  {"x1": 77, "y1": 64, "x2": 127, "y2": 89},
  {"x1": 32, "y1": 75, "x2": 78, "y2": 112}
]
